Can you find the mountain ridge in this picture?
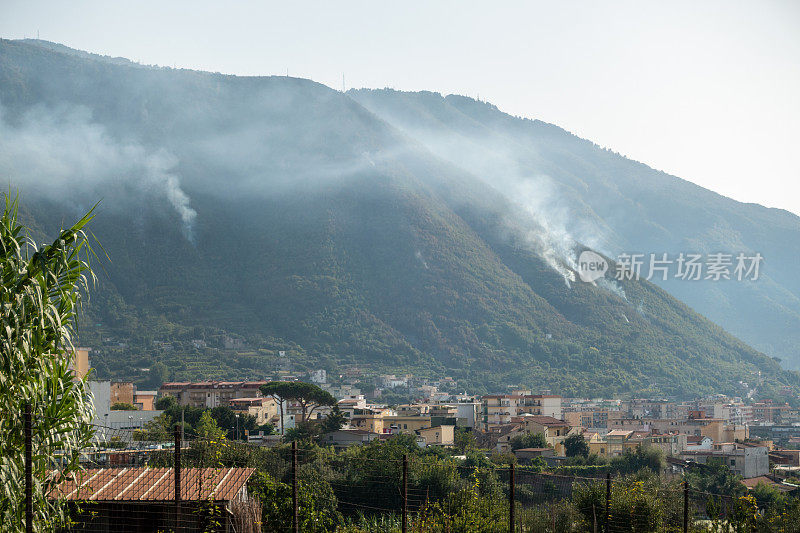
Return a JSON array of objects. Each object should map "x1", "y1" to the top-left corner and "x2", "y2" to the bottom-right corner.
[{"x1": 1, "y1": 38, "x2": 797, "y2": 398}]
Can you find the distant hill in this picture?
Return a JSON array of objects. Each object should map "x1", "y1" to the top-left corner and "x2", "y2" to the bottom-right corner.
[
  {"x1": 349, "y1": 88, "x2": 800, "y2": 369},
  {"x1": 1, "y1": 38, "x2": 797, "y2": 398}
]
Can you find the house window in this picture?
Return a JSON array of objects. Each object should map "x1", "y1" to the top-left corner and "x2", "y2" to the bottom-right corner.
[{"x1": 404, "y1": 424, "x2": 407, "y2": 429}]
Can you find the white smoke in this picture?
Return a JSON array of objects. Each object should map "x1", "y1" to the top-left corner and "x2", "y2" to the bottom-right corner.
[
  {"x1": 0, "y1": 103, "x2": 197, "y2": 242},
  {"x1": 597, "y1": 277, "x2": 627, "y2": 300},
  {"x1": 415, "y1": 250, "x2": 429, "y2": 269},
  {"x1": 504, "y1": 177, "x2": 578, "y2": 287}
]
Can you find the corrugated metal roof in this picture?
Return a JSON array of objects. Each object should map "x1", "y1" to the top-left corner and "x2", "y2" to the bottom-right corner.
[{"x1": 50, "y1": 467, "x2": 255, "y2": 502}]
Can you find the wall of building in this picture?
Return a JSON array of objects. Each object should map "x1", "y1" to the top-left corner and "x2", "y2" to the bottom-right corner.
[
  {"x1": 89, "y1": 380, "x2": 111, "y2": 417},
  {"x1": 111, "y1": 382, "x2": 135, "y2": 406}
]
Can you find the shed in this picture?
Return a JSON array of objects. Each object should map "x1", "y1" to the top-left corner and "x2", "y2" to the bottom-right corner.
[{"x1": 51, "y1": 467, "x2": 258, "y2": 532}]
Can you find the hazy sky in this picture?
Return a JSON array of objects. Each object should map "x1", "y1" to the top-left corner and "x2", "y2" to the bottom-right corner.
[{"x1": 3, "y1": 1, "x2": 799, "y2": 215}]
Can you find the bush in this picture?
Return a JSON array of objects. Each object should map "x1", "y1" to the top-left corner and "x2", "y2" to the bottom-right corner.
[{"x1": 248, "y1": 471, "x2": 342, "y2": 532}]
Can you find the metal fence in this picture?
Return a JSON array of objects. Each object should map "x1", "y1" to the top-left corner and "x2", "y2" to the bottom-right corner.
[{"x1": 15, "y1": 408, "x2": 775, "y2": 532}]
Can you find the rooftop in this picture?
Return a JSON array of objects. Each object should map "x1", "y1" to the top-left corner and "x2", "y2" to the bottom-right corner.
[{"x1": 51, "y1": 467, "x2": 255, "y2": 502}]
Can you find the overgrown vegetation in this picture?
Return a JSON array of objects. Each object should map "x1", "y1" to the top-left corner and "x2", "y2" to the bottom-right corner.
[
  {"x1": 139, "y1": 430, "x2": 800, "y2": 532},
  {"x1": 0, "y1": 194, "x2": 97, "y2": 530}
]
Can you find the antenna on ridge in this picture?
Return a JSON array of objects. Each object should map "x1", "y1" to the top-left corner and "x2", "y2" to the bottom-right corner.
[{"x1": 342, "y1": 73, "x2": 346, "y2": 93}]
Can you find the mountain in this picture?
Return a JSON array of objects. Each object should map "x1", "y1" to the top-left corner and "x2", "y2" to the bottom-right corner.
[
  {"x1": 349, "y1": 89, "x2": 800, "y2": 369},
  {"x1": 0, "y1": 38, "x2": 797, "y2": 398}
]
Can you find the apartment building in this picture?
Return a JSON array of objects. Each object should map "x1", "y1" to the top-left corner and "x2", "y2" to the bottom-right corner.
[
  {"x1": 159, "y1": 381, "x2": 268, "y2": 408},
  {"x1": 482, "y1": 392, "x2": 562, "y2": 429},
  {"x1": 69, "y1": 348, "x2": 91, "y2": 380},
  {"x1": 680, "y1": 443, "x2": 769, "y2": 478},
  {"x1": 110, "y1": 382, "x2": 135, "y2": 406},
  {"x1": 228, "y1": 397, "x2": 279, "y2": 426}
]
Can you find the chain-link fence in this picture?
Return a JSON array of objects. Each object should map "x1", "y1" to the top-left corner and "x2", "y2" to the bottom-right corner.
[{"x1": 12, "y1": 411, "x2": 796, "y2": 532}]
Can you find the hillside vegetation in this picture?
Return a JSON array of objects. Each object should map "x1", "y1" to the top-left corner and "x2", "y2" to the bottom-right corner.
[{"x1": 1, "y1": 39, "x2": 796, "y2": 397}]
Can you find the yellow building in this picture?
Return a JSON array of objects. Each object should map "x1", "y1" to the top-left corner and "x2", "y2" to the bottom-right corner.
[
  {"x1": 384, "y1": 415, "x2": 433, "y2": 434},
  {"x1": 417, "y1": 425, "x2": 455, "y2": 446},
  {"x1": 229, "y1": 397, "x2": 279, "y2": 426},
  {"x1": 519, "y1": 415, "x2": 577, "y2": 455},
  {"x1": 351, "y1": 411, "x2": 389, "y2": 433},
  {"x1": 70, "y1": 348, "x2": 90, "y2": 380}
]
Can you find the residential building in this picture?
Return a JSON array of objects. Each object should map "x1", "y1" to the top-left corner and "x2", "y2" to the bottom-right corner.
[
  {"x1": 134, "y1": 390, "x2": 157, "y2": 411},
  {"x1": 110, "y1": 382, "x2": 135, "y2": 406},
  {"x1": 481, "y1": 393, "x2": 562, "y2": 429},
  {"x1": 649, "y1": 417, "x2": 748, "y2": 443},
  {"x1": 350, "y1": 407, "x2": 394, "y2": 433},
  {"x1": 158, "y1": 381, "x2": 268, "y2": 408},
  {"x1": 70, "y1": 348, "x2": 91, "y2": 380},
  {"x1": 680, "y1": 444, "x2": 769, "y2": 478},
  {"x1": 385, "y1": 415, "x2": 433, "y2": 434},
  {"x1": 751, "y1": 401, "x2": 790, "y2": 424},
  {"x1": 635, "y1": 433, "x2": 687, "y2": 457},
  {"x1": 321, "y1": 384, "x2": 361, "y2": 399},
  {"x1": 518, "y1": 415, "x2": 576, "y2": 454},
  {"x1": 621, "y1": 399, "x2": 677, "y2": 420},
  {"x1": 229, "y1": 397, "x2": 280, "y2": 426},
  {"x1": 417, "y1": 425, "x2": 455, "y2": 446},
  {"x1": 321, "y1": 429, "x2": 381, "y2": 448},
  {"x1": 685, "y1": 435, "x2": 713, "y2": 451},
  {"x1": 380, "y1": 374, "x2": 410, "y2": 388},
  {"x1": 513, "y1": 447, "x2": 555, "y2": 464}
]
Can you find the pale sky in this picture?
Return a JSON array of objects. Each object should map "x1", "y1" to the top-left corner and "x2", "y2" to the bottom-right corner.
[{"x1": 2, "y1": 1, "x2": 799, "y2": 215}]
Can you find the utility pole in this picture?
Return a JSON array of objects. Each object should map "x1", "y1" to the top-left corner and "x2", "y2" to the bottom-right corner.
[
  {"x1": 174, "y1": 425, "x2": 181, "y2": 532},
  {"x1": 509, "y1": 463, "x2": 515, "y2": 533},
  {"x1": 292, "y1": 441, "x2": 298, "y2": 533},
  {"x1": 25, "y1": 402, "x2": 32, "y2": 533},
  {"x1": 402, "y1": 455, "x2": 408, "y2": 533}
]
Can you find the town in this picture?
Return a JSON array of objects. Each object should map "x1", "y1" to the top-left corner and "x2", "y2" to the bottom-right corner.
[{"x1": 72, "y1": 348, "x2": 800, "y2": 491}]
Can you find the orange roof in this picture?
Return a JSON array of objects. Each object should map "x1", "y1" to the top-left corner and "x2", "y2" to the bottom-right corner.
[
  {"x1": 50, "y1": 467, "x2": 255, "y2": 502},
  {"x1": 524, "y1": 415, "x2": 569, "y2": 426},
  {"x1": 229, "y1": 397, "x2": 265, "y2": 405},
  {"x1": 741, "y1": 476, "x2": 795, "y2": 492}
]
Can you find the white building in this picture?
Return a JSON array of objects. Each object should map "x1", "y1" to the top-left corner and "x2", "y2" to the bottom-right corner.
[{"x1": 309, "y1": 369, "x2": 327, "y2": 384}]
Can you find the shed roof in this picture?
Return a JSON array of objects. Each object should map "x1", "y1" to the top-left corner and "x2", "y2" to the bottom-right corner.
[{"x1": 51, "y1": 467, "x2": 255, "y2": 502}]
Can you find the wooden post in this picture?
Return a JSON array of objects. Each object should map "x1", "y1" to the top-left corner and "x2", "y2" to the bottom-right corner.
[
  {"x1": 402, "y1": 454, "x2": 408, "y2": 533},
  {"x1": 509, "y1": 463, "x2": 515, "y2": 533},
  {"x1": 174, "y1": 424, "x2": 181, "y2": 532},
  {"x1": 292, "y1": 441, "x2": 298, "y2": 533},
  {"x1": 24, "y1": 402, "x2": 32, "y2": 533},
  {"x1": 605, "y1": 473, "x2": 611, "y2": 533},
  {"x1": 683, "y1": 481, "x2": 689, "y2": 533}
]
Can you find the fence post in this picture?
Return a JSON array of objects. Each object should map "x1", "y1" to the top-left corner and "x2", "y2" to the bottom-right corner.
[
  {"x1": 174, "y1": 424, "x2": 181, "y2": 532},
  {"x1": 509, "y1": 462, "x2": 515, "y2": 533},
  {"x1": 24, "y1": 402, "x2": 32, "y2": 533},
  {"x1": 402, "y1": 454, "x2": 408, "y2": 533},
  {"x1": 292, "y1": 440, "x2": 298, "y2": 533},
  {"x1": 605, "y1": 473, "x2": 611, "y2": 533},
  {"x1": 683, "y1": 481, "x2": 689, "y2": 533}
]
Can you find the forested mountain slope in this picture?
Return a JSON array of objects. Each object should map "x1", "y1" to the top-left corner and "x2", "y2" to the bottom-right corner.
[
  {"x1": 351, "y1": 89, "x2": 800, "y2": 368},
  {"x1": 1, "y1": 39, "x2": 795, "y2": 397}
]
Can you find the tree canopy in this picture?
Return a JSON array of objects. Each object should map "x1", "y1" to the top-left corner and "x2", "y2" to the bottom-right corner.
[
  {"x1": 260, "y1": 381, "x2": 336, "y2": 424},
  {"x1": 564, "y1": 433, "x2": 590, "y2": 457},
  {"x1": 509, "y1": 432, "x2": 549, "y2": 451}
]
